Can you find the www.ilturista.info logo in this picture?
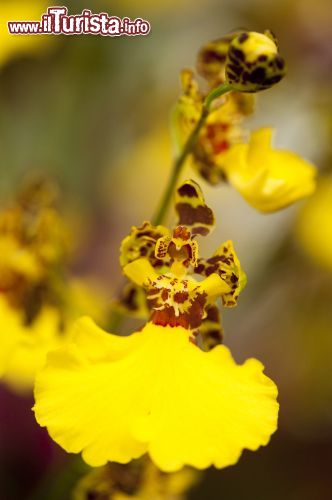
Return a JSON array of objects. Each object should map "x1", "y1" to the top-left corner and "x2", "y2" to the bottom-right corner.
[{"x1": 8, "y1": 6, "x2": 151, "y2": 36}]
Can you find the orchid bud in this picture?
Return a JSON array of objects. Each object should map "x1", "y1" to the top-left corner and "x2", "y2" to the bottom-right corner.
[{"x1": 225, "y1": 31, "x2": 286, "y2": 92}]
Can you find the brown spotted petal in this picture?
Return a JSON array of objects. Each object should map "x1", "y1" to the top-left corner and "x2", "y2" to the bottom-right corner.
[
  {"x1": 144, "y1": 272, "x2": 229, "y2": 331},
  {"x1": 196, "y1": 31, "x2": 241, "y2": 86},
  {"x1": 195, "y1": 240, "x2": 247, "y2": 307},
  {"x1": 175, "y1": 180, "x2": 215, "y2": 236},
  {"x1": 155, "y1": 226, "x2": 198, "y2": 269},
  {"x1": 180, "y1": 68, "x2": 202, "y2": 102},
  {"x1": 174, "y1": 70, "x2": 203, "y2": 151},
  {"x1": 154, "y1": 235, "x2": 172, "y2": 260},
  {"x1": 191, "y1": 91, "x2": 254, "y2": 186},
  {"x1": 147, "y1": 275, "x2": 208, "y2": 330},
  {"x1": 120, "y1": 222, "x2": 170, "y2": 270}
]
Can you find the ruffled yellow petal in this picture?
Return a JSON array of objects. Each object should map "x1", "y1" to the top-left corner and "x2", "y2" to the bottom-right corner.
[
  {"x1": 34, "y1": 318, "x2": 278, "y2": 472},
  {"x1": 222, "y1": 128, "x2": 316, "y2": 212}
]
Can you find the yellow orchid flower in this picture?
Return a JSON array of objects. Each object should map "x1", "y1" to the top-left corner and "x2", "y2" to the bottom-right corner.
[
  {"x1": 117, "y1": 180, "x2": 246, "y2": 332},
  {"x1": 0, "y1": 296, "x2": 64, "y2": 392},
  {"x1": 221, "y1": 128, "x2": 316, "y2": 212},
  {"x1": 0, "y1": 234, "x2": 41, "y2": 288},
  {"x1": 295, "y1": 177, "x2": 332, "y2": 270},
  {"x1": 173, "y1": 32, "x2": 314, "y2": 213},
  {"x1": 0, "y1": 281, "x2": 105, "y2": 394},
  {"x1": 34, "y1": 180, "x2": 278, "y2": 473}
]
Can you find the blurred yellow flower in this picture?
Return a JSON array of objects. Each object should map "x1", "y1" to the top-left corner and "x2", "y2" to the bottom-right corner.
[
  {"x1": 0, "y1": 296, "x2": 63, "y2": 393},
  {"x1": 296, "y1": 177, "x2": 332, "y2": 270},
  {"x1": 73, "y1": 459, "x2": 199, "y2": 500},
  {"x1": 0, "y1": 233, "x2": 41, "y2": 288},
  {"x1": 176, "y1": 69, "x2": 254, "y2": 185},
  {"x1": 0, "y1": 281, "x2": 105, "y2": 394},
  {"x1": 221, "y1": 128, "x2": 316, "y2": 212},
  {"x1": 0, "y1": 179, "x2": 106, "y2": 393},
  {"x1": 0, "y1": 1, "x2": 51, "y2": 67},
  {"x1": 34, "y1": 180, "x2": 278, "y2": 473}
]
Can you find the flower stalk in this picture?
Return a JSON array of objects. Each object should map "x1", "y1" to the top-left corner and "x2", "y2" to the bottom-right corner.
[{"x1": 152, "y1": 83, "x2": 232, "y2": 225}]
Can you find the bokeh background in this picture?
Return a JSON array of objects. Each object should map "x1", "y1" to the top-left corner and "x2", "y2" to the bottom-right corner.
[{"x1": 0, "y1": 0, "x2": 332, "y2": 499}]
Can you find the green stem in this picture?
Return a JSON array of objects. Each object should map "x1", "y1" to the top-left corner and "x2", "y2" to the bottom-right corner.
[
  {"x1": 152, "y1": 83, "x2": 232, "y2": 225},
  {"x1": 203, "y1": 82, "x2": 232, "y2": 109},
  {"x1": 170, "y1": 104, "x2": 182, "y2": 156}
]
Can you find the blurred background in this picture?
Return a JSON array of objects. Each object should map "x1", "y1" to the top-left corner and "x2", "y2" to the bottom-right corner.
[{"x1": 0, "y1": 0, "x2": 332, "y2": 498}]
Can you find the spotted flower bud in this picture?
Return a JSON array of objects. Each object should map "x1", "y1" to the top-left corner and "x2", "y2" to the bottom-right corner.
[{"x1": 225, "y1": 31, "x2": 286, "y2": 92}]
